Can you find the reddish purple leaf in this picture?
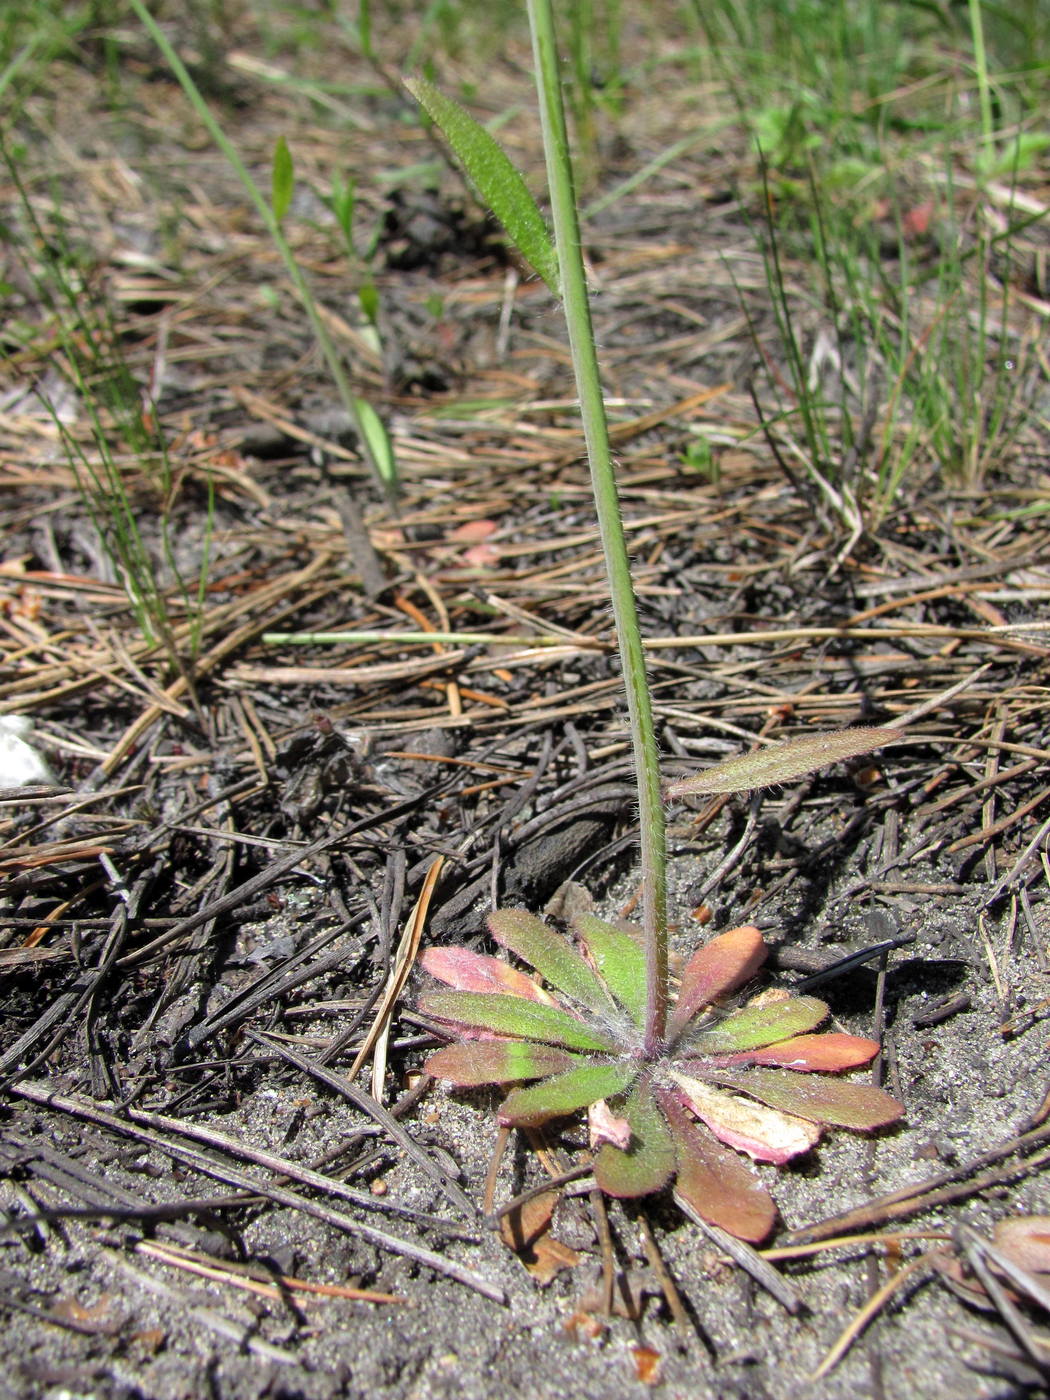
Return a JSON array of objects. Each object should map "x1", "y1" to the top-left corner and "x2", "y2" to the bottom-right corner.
[
  {"x1": 659, "y1": 1090, "x2": 776, "y2": 1243},
  {"x1": 425, "y1": 1040, "x2": 574, "y2": 1086},
  {"x1": 710, "y1": 1067, "x2": 905, "y2": 1130},
  {"x1": 710, "y1": 1032, "x2": 881, "y2": 1071},
  {"x1": 669, "y1": 926, "x2": 767, "y2": 1037},
  {"x1": 421, "y1": 945, "x2": 553, "y2": 1003}
]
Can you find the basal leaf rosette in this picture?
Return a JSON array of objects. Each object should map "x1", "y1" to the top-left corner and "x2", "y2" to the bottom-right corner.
[{"x1": 420, "y1": 911, "x2": 903, "y2": 1243}]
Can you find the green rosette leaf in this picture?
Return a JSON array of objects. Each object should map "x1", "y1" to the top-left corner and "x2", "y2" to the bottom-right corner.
[
  {"x1": 420, "y1": 990, "x2": 617, "y2": 1052},
  {"x1": 710, "y1": 1067, "x2": 905, "y2": 1130},
  {"x1": 574, "y1": 913, "x2": 647, "y2": 1028},
  {"x1": 593, "y1": 1078, "x2": 675, "y2": 1198},
  {"x1": 488, "y1": 908, "x2": 615, "y2": 1018},
  {"x1": 425, "y1": 1040, "x2": 574, "y2": 1086},
  {"x1": 692, "y1": 995, "x2": 829, "y2": 1054},
  {"x1": 500, "y1": 1061, "x2": 637, "y2": 1126}
]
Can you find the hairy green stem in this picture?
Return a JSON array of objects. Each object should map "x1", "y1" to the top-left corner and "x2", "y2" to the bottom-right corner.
[{"x1": 526, "y1": 0, "x2": 667, "y2": 1051}]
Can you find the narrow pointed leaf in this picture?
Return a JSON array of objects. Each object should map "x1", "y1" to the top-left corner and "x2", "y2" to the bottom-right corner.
[
  {"x1": 593, "y1": 1078, "x2": 676, "y2": 1198},
  {"x1": 425, "y1": 1040, "x2": 574, "y2": 1086},
  {"x1": 421, "y1": 946, "x2": 553, "y2": 1003},
  {"x1": 353, "y1": 397, "x2": 398, "y2": 495},
  {"x1": 574, "y1": 913, "x2": 646, "y2": 1028},
  {"x1": 669, "y1": 926, "x2": 767, "y2": 1036},
  {"x1": 271, "y1": 135, "x2": 294, "y2": 223},
  {"x1": 666, "y1": 726, "x2": 904, "y2": 798},
  {"x1": 500, "y1": 1061, "x2": 637, "y2": 1127},
  {"x1": 710, "y1": 1067, "x2": 905, "y2": 1130},
  {"x1": 692, "y1": 995, "x2": 829, "y2": 1054},
  {"x1": 711, "y1": 1032, "x2": 880, "y2": 1071},
  {"x1": 659, "y1": 1090, "x2": 776, "y2": 1243},
  {"x1": 420, "y1": 990, "x2": 617, "y2": 1052},
  {"x1": 673, "y1": 1072, "x2": 821, "y2": 1164},
  {"x1": 488, "y1": 908, "x2": 615, "y2": 1017},
  {"x1": 404, "y1": 77, "x2": 559, "y2": 294}
]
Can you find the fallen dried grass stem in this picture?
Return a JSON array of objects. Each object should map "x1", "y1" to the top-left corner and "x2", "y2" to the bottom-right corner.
[{"x1": 10, "y1": 1082, "x2": 501, "y2": 1300}]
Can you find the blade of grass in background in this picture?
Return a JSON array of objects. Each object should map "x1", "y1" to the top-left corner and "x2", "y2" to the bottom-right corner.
[
  {"x1": 128, "y1": 0, "x2": 399, "y2": 505},
  {"x1": 1, "y1": 154, "x2": 213, "y2": 690}
]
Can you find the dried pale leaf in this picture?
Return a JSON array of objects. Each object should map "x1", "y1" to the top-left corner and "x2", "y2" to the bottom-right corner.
[
  {"x1": 631, "y1": 1346, "x2": 662, "y2": 1386},
  {"x1": 711, "y1": 1032, "x2": 881, "y2": 1071},
  {"x1": 673, "y1": 1072, "x2": 821, "y2": 1164},
  {"x1": 574, "y1": 913, "x2": 647, "y2": 1027},
  {"x1": 669, "y1": 926, "x2": 767, "y2": 1036},
  {"x1": 666, "y1": 726, "x2": 904, "y2": 798},
  {"x1": 449, "y1": 519, "x2": 499, "y2": 542},
  {"x1": 489, "y1": 908, "x2": 615, "y2": 1017},
  {"x1": 589, "y1": 1098, "x2": 632, "y2": 1150},
  {"x1": 498, "y1": 1189, "x2": 581, "y2": 1284},
  {"x1": 420, "y1": 990, "x2": 616, "y2": 1052},
  {"x1": 710, "y1": 1067, "x2": 905, "y2": 1130},
  {"x1": 499, "y1": 1060, "x2": 636, "y2": 1126},
  {"x1": 498, "y1": 1187, "x2": 556, "y2": 1249},
  {"x1": 420, "y1": 945, "x2": 553, "y2": 1003},
  {"x1": 691, "y1": 995, "x2": 829, "y2": 1054},
  {"x1": 993, "y1": 1216, "x2": 1050, "y2": 1274},
  {"x1": 660, "y1": 1090, "x2": 776, "y2": 1243},
  {"x1": 593, "y1": 1079, "x2": 676, "y2": 1198},
  {"x1": 425, "y1": 1040, "x2": 574, "y2": 1086},
  {"x1": 525, "y1": 1234, "x2": 581, "y2": 1285}
]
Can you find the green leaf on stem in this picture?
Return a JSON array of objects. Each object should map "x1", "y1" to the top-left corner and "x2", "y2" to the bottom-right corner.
[
  {"x1": 353, "y1": 396, "x2": 397, "y2": 495},
  {"x1": 666, "y1": 726, "x2": 904, "y2": 798},
  {"x1": 272, "y1": 135, "x2": 294, "y2": 223},
  {"x1": 403, "y1": 77, "x2": 559, "y2": 294}
]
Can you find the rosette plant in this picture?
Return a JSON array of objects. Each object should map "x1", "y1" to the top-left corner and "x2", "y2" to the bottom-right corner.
[
  {"x1": 421, "y1": 913, "x2": 902, "y2": 1242},
  {"x1": 409, "y1": 0, "x2": 904, "y2": 1244}
]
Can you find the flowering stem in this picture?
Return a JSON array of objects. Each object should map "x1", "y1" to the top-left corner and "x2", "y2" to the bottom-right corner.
[{"x1": 526, "y1": 0, "x2": 667, "y2": 1051}]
